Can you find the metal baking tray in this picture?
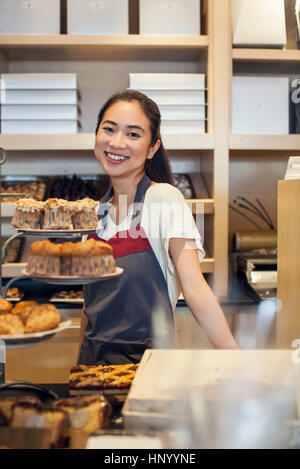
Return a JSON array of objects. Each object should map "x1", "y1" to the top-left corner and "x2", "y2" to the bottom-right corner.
[
  {"x1": 0, "y1": 175, "x2": 48, "y2": 202},
  {"x1": 172, "y1": 173, "x2": 196, "y2": 199},
  {"x1": 47, "y1": 174, "x2": 110, "y2": 201}
]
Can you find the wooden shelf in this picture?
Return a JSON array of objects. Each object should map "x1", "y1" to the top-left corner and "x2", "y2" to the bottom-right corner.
[
  {"x1": 232, "y1": 48, "x2": 300, "y2": 63},
  {"x1": 229, "y1": 134, "x2": 300, "y2": 151},
  {"x1": 0, "y1": 133, "x2": 214, "y2": 151},
  {"x1": 0, "y1": 34, "x2": 209, "y2": 61}
]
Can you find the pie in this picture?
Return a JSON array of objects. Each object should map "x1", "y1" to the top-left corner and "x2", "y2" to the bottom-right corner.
[{"x1": 69, "y1": 363, "x2": 139, "y2": 395}]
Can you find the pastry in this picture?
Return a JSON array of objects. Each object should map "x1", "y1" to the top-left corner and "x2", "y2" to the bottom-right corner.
[
  {"x1": 10, "y1": 401, "x2": 69, "y2": 448},
  {"x1": 0, "y1": 396, "x2": 41, "y2": 426},
  {"x1": 24, "y1": 304, "x2": 60, "y2": 334},
  {"x1": 11, "y1": 198, "x2": 44, "y2": 229},
  {"x1": 26, "y1": 239, "x2": 116, "y2": 277},
  {"x1": 70, "y1": 238, "x2": 115, "y2": 276},
  {"x1": 0, "y1": 298, "x2": 13, "y2": 314},
  {"x1": 0, "y1": 314, "x2": 25, "y2": 335},
  {"x1": 26, "y1": 240, "x2": 61, "y2": 276},
  {"x1": 72, "y1": 197, "x2": 99, "y2": 230},
  {"x1": 42, "y1": 198, "x2": 73, "y2": 230},
  {"x1": 12, "y1": 301, "x2": 38, "y2": 324},
  {"x1": 1, "y1": 181, "x2": 46, "y2": 202},
  {"x1": 52, "y1": 395, "x2": 111, "y2": 436},
  {"x1": 69, "y1": 363, "x2": 138, "y2": 395}
]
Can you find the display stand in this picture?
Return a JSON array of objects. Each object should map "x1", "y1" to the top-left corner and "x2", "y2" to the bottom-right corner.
[{"x1": 0, "y1": 147, "x2": 123, "y2": 385}]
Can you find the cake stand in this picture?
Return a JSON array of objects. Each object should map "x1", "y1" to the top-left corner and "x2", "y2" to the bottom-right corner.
[{"x1": 0, "y1": 147, "x2": 123, "y2": 385}]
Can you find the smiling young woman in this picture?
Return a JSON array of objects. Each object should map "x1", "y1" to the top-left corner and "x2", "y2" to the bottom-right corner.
[{"x1": 78, "y1": 90, "x2": 238, "y2": 366}]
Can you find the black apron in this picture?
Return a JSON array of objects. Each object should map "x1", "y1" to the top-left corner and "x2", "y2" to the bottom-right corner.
[{"x1": 78, "y1": 174, "x2": 174, "y2": 365}]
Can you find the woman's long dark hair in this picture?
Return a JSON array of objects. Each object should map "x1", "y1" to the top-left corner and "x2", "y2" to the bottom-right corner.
[{"x1": 95, "y1": 90, "x2": 173, "y2": 184}]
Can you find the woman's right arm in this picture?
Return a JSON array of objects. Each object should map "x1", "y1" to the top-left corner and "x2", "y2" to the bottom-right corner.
[{"x1": 78, "y1": 304, "x2": 87, "y2": 360}]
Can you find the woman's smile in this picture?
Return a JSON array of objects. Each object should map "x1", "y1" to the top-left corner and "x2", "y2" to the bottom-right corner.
[{"x1": 105, "y1": 151, "x2": 130, "y2": 164}]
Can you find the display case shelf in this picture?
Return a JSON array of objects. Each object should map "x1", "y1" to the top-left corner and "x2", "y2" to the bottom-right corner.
[
  {"x1": 229, "y1": 134, "x2": 300, "y2": 151},
  {"x1": 232, "y1": 48, "x2": 300, "y2": 63},
  {"x1": 0, "y1": 134, "x2": 214, "y2": 152}
]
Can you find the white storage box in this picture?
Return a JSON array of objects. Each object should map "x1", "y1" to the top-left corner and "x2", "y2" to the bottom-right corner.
[
  {"x1": 135, "y1": 89, "x2": 206, "y2": 105},
  {"x1": 139, "y1": 0, "x2": 201, "y2": 35},
  {"x1": 0, "y1": 0, "x2": 60, "y2": 34},
  {"x1": 1, "y1": 120, "x2": 78, "y2": 134},
  {"x1": 67, "y1": 0, "x2": 128, "y2": 35},
  {"x1": 0, "y1": 89, "x2": 78, "y2": 105},
  {"x1": 0, "y1": 74, "x2": 77, "y2": 90},
  {"x1": 232, "y1": 76, "x2": 289, "y2": 135},
  {"x1": 129, "y1": 73, "x2": 205, "y2": 90},
  {"x1": 1, "y1": 105, "x2": 78, "y2": 120},
  {"x1": 158, "y1": 105, "x2": 205, "y2": 120},
  {"x1": 232, "y1": 0, "x2": 287, "y2": 47}
]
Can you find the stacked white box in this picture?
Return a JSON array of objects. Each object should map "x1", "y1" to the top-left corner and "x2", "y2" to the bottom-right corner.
[
  {"x1": 0, "y1": 0, "x2": 60, "y2": 35},
  {"x1": 232, "y1": 0, "x2": 287, "y2": 47},
  {"x1": 139, "y1": 0, "x2": 201, "y2": 35},
  {"x1": 129, "y1": 73, "x2": 206, "y2": 135},
  {"x1": 0, "y1": 74, "x2": 79, "y2": 135},
  {"x1": 67, "y1": 0, "x2": 129, "y2": 35},
  {"x1": 232, "y1": 76, "x2": 289, "y2": 135}
]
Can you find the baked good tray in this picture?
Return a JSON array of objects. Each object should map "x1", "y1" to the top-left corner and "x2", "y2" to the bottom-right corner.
[
  {"x1": 0, "y1": 315, "x2": 72, "y2": 349},
  {"x1": 17, "y1": 228, "x2": 96, "y2": 237},
  {"x1": 22, "y1": 267, "x2": 123, "y2": 285}
]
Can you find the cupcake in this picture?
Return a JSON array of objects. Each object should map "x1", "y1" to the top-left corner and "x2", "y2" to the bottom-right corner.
[
  {"x1": 11, "y1": 198, "x2": 44, "y2": 229},
  {"x1": 42, "y1": 198, "x2": 73, "y2": 230},
  {"x1": 26, "y1": 240, "x2": 61, "y2": 276},
  {"x1": 72, "y1": 198, "x2": 99, "y2": 230},
  {"x1": 70, "y1": 239, "x2": 116, "y2": 276}
]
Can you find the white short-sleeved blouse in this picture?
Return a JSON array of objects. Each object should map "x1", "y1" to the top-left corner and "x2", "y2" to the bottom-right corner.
[{"x1": 95, "y1": 183, "x2": 205, "y2": 311}]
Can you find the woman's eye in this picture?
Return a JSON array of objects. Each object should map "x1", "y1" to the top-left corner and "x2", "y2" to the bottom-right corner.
[
  {"x1": 102, "y1": 126, "x2": 114, "y2": 133},
  {"x1": 128, "y1": 132, "x2": 140, "y2": 138}
]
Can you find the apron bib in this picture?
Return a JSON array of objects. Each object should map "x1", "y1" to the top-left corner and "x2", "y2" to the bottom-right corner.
[{"x1": 78, "y1": 174, "x2": 174, "y2": 365}]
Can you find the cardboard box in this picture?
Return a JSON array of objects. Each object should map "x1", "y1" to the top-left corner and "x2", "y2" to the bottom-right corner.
[
  {"x1": 0, "y1": 89, "x2": 78, "y2": 105},
  {"x1": 139, "y1": 0, "x2": 201, "y2": 35},
  {"x1": 1, "y1": 120, "x2": 78, "y2": 134},
  {"x1": 67, "y1": 0, "x2": 128, "y2": 35},
  {"x1": 232, "y1": 76, "x2": 289, "y2": 134},
  {"x1": 129, "y1": 73, "x2": 205, "y2": 90},
  {"x1": 0, "y1": 0, "x2": 60, "y2": 34},
  {"x1": 0, "y1": 74, "x2": 77, "y2": 90},
  {"x1": 232, "y1": 0, "x2": 287, "y2": 47},
  {"x1": 1, "y1": 105, "x2": 78, "y2": 120}
]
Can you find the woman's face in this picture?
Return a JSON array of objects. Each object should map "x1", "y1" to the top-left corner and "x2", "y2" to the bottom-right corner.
[{"x1": 94, "y1": 100, "x2": 160, "y2": 180}]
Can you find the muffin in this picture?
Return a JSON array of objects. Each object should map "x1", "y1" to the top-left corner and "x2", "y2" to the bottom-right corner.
[
  {"x1": 26, "y1": 240, "x2": 61, "y2": 276},
  {"x1": 11, "y1": 198, "x2": 44, "y2": 229},
  {"x1": 42, "y1": 198, "x2": 73, "y2": 230},
  {"x1": 70, "y1": 239, "x2": 116, "y2": 276},
  {"x1": 0, "y1": 298, "x2": 13, "y2": 315},
  {"x1": 72, "y1": 198, "x2": 99, "y2": 230},
  {"x1": 0, "y1": 314, "x2": 25, "y2": 335}
]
